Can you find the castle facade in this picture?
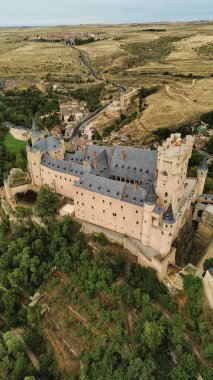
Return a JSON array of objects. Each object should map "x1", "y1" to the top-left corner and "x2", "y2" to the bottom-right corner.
[{"x1": 4, "y1": 121, "x2": 208, "y2": 278}]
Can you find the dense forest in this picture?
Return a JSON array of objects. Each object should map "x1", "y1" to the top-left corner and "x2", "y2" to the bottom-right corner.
[
  {"x1": 0, "y1": 88, "x2": 59, "y2": 129},
  {"x1": 0, "y1": 186, "x2": 213, "y2": 379}
]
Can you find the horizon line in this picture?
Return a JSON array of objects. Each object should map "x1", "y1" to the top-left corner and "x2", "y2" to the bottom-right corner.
[{"x1": 0, "y1": 18, "x2": 213, "y2": 29}]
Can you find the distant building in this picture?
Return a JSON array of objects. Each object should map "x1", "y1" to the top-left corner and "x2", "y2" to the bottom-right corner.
[
  {"x1": 60, "y1": 101, "x2": 88, "y2": 123},
  {"x1": 4, "y1": 122, "x2": 208, "y2": 279}
]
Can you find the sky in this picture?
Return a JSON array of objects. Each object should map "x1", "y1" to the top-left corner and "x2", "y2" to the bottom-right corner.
[{"x1": 0, "y1": 0, "x2": 212, "y2": 27}]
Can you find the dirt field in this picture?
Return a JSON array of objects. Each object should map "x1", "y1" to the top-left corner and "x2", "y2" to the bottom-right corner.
[{"x1": 1, "y1": 21, "x2": 213, "y2": 139}]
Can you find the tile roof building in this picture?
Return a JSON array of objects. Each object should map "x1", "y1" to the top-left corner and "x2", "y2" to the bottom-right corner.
[{"x1": 4, "y1": 122, "x2": 208, "y2": 279}]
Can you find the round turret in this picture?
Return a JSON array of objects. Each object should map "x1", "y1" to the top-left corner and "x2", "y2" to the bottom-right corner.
[
  {"x1": 160, "y1": 203, "x2": 175, "y2": 257},
  {"x1": 142, "y1": 184, "x2": 158, "y2": 246},
  {"x1": 197, "y1": 157, "x2": 208, "y2": 198},
  {"x1": 31, "y1": 118, "x2": 40, "y2": 145}
]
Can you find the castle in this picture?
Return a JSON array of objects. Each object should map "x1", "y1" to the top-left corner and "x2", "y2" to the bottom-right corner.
[{"x1": 4, "y1": 121, "x2": 208, "y2": 278}]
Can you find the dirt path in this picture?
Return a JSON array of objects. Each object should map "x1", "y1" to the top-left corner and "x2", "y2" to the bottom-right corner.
[
  {"x1": 165, "y1": 84, "x2": 191, "y2": 103},
  {"x1": 59, "y1": 272, "x2": 115, "y2": 335},
  {"x1": 11, "y1": 327, "x2": 40, "y2": 371}
]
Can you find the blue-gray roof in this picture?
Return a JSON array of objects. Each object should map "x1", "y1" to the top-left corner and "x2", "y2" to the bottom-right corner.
[
  {"x1": 199, "y1": 157, "x2": 208, "y2": 171},
  {"x1": 110, "y1": 145, "x2": 157, "y2": 184},
  {"x1": 200, "y1": 193, "x2": 213, "y2": 199},
  {"x1": 153, "y1": 205, "x2": 163, "y2": 215},
  {"x1": 64, "y1": 151, "x2": 84, "y2": 164},
  {"x1": 75, "y1": 173, "x2": 124, "y2": 200},
  {"x1": 121, "y1": 183, "x2": 146, "y2": 206},
  {"x1": 75, "y1": 174, "x2": 146, "y2": 206},
  {"x1": 41, "y1": 154, "x2": 87, "y2": 177},
  {"x1": 32, "y1": 118, "x2": 39, "y2": 138},
  {"x1": 90, "y1": 150, "x2": 111, "y2": 179},
  {"x1": 163, "y1": 203, "x2": 175, "y2": 224},
  {"x1": 84, "y1": 145, "x2": 113, "y2": 162},
  {"x1": 32, "y1": 137, "x2": 61, "y2": 153}
]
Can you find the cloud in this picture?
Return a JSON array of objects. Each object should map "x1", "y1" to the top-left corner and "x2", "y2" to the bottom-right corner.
[{"x1": 0, "y1": 0, "x2": 212, "y2": 26}]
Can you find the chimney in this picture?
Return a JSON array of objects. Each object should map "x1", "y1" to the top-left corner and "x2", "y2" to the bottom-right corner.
[
  {"x1": 93, "y1": 149, "x2": 97, "y2": 157},
  {"x1": 121, "y1": 148, "x2": 125, "y2": 161},
  {"x1": 93, "y1": 159, "x2": 97, "y2": 170}
]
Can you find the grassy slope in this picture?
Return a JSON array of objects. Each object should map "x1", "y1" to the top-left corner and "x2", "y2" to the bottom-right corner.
[{"x1": 3, "y1": 131, "x2": 26, "y2": 154}]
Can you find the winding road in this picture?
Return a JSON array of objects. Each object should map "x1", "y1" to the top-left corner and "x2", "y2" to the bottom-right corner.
[{"x1": 70, "y1": 47, "x2": 127, "y2": 140}]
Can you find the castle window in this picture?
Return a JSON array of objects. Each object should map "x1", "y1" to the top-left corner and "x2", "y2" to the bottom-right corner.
[
  {"x1": 113, "y1": 212, "x2": 116, "y2": 216},
  {"x1": 82, "y1": 203, "x2": 84, "y2": 206},
  {"x1": 34, "y1": 163, "x2": 36, "y2": 166},
  {"x1": 55, "y1": 175, "x2": 57, "y2": 178},
  {"x1": 92, "y1": 206, "x2": 94, "y2": 209},
  {"x1": 136, "y1": 210, "x2": 138, "y2": 214},
  {"x1": 93, "y1": 196, "x2": 95, "y2": 200},
  {"x1": 169, "y1": 233, "x2": 172, "y2": 236},
  {"x1": 164, "y1": 200, "x2": 167, "y2": 204},
  {"x1": 110, "y1": 202, "x2": 112, "y2": 205},
  {"x1": 69, "y1": 179, "x2": 72, "y2": 182},
  {"x1": 103, "y1": 210, "x2": 105, "y2": 213},
  {"x1": 61, "y1": 186, "x2": 63, "y2": 189},
  {"x1": 77, "y1": 201, "x2": 79, "y2": 204},
  {"x1": 123, "y1": 217, "x2": 125, "y2": 220},
  {"x1": 136, "y1": 221, "x2": 139, "y2": 224},
  {"x1": 165, "y1": 192, "x2": 168, "y2": 197},
  {"x1": 103, "y1": 200, "x2": 105, "y2": 203},
  {"x1": 76, "y1": 191, "x2": 78, "y2": 194},
  {"x1": 81, "y1": 193, "x2": 83, "y2": 196},
  {"x1": 121, "y1": 205, "x2": 123, "y2": 209},
  {"x1": 60, "y1": 176, "x2": 62, "y2": 179}
]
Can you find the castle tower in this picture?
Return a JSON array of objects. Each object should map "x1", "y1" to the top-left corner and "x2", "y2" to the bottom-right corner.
[
  {"x1": 196, "y1": 157, "x2": 208, "y2": 198},
  {"x1": 31, "y1": 118, "x2": 40, "y2": 145},
  {"x1": 26, "y1": 144, "x2": 42, "y2": 186},
  {"x1": 142, "y1": 184, "x2": 158, "y2": 246},
  {"x1": 159, "y1": 203, "x2": 175, "y2": 257},
  {"x1": 156, "y1": 133, "x2": 194, "y2": 212},
  {"x1": 4, "y1": 178, "x2": 12, "y2": 202}
]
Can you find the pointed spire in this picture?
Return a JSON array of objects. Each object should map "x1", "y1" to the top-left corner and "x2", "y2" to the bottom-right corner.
[
  {"x1": 145, "y1": 183, "x2": 158, "y2": 205},
  {"x1": 198, "y1": 156, "x2": 208, "y2": 171},
  {"x1": 163, "y1": 203, "x2": 175, "y2": 224},
  {"x1": 32, "y1": 118, "x2": 39, "y2": 137}
]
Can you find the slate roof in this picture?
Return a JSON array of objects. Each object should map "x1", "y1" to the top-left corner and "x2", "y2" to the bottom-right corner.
[
  {"x1": 64, "y1": 151, "x2": 84, "y2": 164},
  {"x1": 110, "y1": 145, "x2": 157, "y2": 184},
  {"x1": 199, "y1": 157, "x2": 208, "y2": 171},
  {"x1": 90, "y1": 150, "x2": 111, "y2": 179},
  {"x1": 32, "y1": 118, "x2": 39, "y2": 138},
  {"x1": 37, "y1": 140, "x2": 160, "y2": 207},
  {"x1": 145, "y1": 183, "x2": 158, "y2": 205},
  {"x1": 84, "y1": 145, "x2": 113, "y2": 162},
  {"x1": 32, "y1": 137, "x2": 61, "y2": 153},
  {"x1": 75, "y1": 174, "x2": 147, "y2": 206},
  {"x1": 41, "y1": 154, "x2": 87, "y2": 177},
  {"x1": 121, "y1": 183, "x2": 146, "y2": 206},
  {"x1": 163, "y1": 203, "x2": 175, "y2": 224},
  {"x1": 153, "y1": 205, "x2": 163, "y2": 215},
  {"x1": 75, "y1": 173, "x2": 124, "y2": 200},
  {"x1": 201, "y1": 193, "x2": 213, "y2": 199}
]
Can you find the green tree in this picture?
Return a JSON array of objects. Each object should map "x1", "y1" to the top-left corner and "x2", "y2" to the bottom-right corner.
[
  {"x1": 3, "y1": 331, "x2": 23, "y2": 356},
  {"x1": 203, "y1": 258, "x2": 213, "y2": 272},
  {"x1": 35, "y1": 185, "x2": 59, "y2": 218},
  {"x1": 127, "y1": 357, "x2": 156, "y2": 380}
]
